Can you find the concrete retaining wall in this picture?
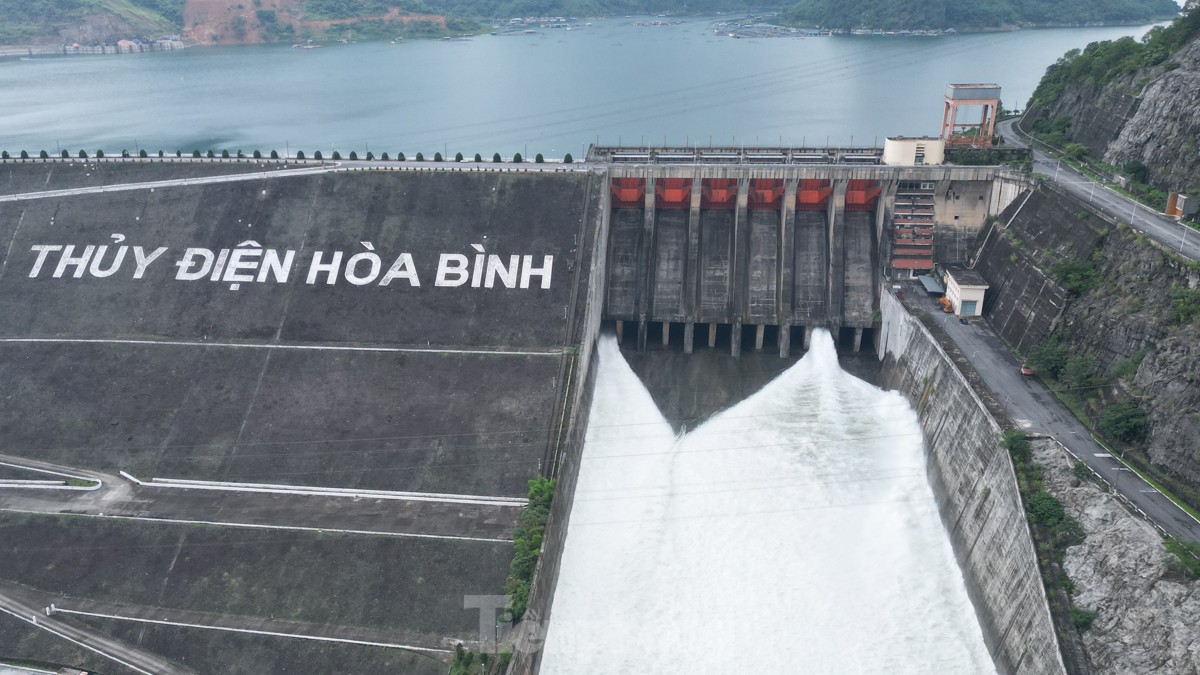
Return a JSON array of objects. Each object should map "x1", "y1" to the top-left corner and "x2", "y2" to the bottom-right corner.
[
  {"x1": 509, "y1": 175, "x2": 610, "y2": 675},
  {"x1": 878, "y1": 290, "x2": 1066, "y2": 675}
]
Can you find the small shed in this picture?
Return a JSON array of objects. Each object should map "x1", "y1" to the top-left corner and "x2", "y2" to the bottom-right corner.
[
  {"x1": 944, "y1": 268, "x2": 989, "y2": 316},
  {"x1": 917, "y1": 274, "x2": 945, "y2": 296}
]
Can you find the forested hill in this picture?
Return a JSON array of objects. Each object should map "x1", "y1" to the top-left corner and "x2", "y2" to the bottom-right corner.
[
  {"x1": 0, "y1": 0, "x2": 182, "y2": 44},
  {"x1": 0, "y1": 0, "x2": 472, "y2": 46},
  {"x1": 0, "y1": 0, "x2": 1180, "y2": 46},
  {"x1": 781, "y1": 0, "x2": 1180, "y2": 31},
  {"x1": 424, "y1": 0, "x2": 777, "y2": 19}
]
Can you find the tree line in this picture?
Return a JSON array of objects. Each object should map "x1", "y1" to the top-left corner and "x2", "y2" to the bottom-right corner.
[
  {"x1": 1029, "y1": 0, "x2": 1199, "y2": 111},
  {"x1": 781, "y1": 0, "x2": 1179, "y2": 31}
]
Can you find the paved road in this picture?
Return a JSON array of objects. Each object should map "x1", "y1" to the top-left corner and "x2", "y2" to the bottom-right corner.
[
  {"x1": 904, "y1": 289, "x2": 1200, "y2": 543},
  {"x1": 0, "y1": 585, "x2": 191, "y2": 675},
  {"x1": 998, "y1": 118, "x2": 1200, "y2": 261},
  {"x1": 0, "y1": 455, "x2": 519, "y2": 543}
]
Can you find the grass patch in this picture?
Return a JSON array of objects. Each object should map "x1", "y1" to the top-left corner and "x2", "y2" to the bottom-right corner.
[
  {"x1": 1165, "y1": 538, "x2": 1200, "y2": 578},
  {"x1": 1070, "y1": 604, "x2": 1097, "y2": 631},
  {"x1": 503, "y1": 476, "x2": 554, "y2": 622}
]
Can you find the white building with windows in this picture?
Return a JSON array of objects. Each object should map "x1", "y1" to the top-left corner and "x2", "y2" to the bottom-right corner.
[
  {"x1": 882, "y1": 137, "x2": 945, "y2": 166},
  {"x1": 944, "y1": 267, "x2": 989, "y2": 316}
]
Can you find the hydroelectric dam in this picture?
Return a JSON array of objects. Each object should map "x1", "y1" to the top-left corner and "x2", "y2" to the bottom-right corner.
[{"x1": 0, "y1": 153, "x2": 1060, "y2": 675}]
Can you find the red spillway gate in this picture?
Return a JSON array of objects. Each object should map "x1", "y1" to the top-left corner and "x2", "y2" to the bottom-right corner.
[
  {"x1": 796, "y1": 179, "x2": 832, "y2": 211},
  {"x1": 845, "y1": 179, "x2": 882, "y2": 212},
  {"x1": 610, "y1": 177, "x2": 646, "y2": 209},
  {"x1": 748, "y1": 179, "x2": 784, "y2": 211},
  {"x1": 701, "y1": 178, "x2": 738, "y2": 210},
  {"x1": 655, "y1": 178, "x2": 692, "y2": 209}
]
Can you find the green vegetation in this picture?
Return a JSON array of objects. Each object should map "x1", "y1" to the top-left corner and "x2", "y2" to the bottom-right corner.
[
  {"x1": 781, "y1": 0, "x2": 1177, "y2": 31},
  {"x1": 945, "y1": 146, "x2": 1032, "y2": 169},
  {"x1": 1110, "y1": 350, "x2": 1147, "y2": 380},
  {"x1": 535, "y1": 153, "x2": 544, "y2": 163},
  {"x1": 1165, "y1": 538, "x2": 1200, "y2": 577},
  {"x1": 0, "y1": 0, "x2": 183, "y2": 43},
  {"x1": 563, "y1": 152, "x2": 573, "y2": 164},
  {"x1": 492, "y1": 153, "x2": 502, "y2": 163},
  {"x1": 434, "y1": 151, "x2": 443, "y2": 161},
  {"x1": 1028, "y1": 337, "x2": 1070, "y2": 380},
  {"x1": 474, "y1": 153, "x2": 483, "y2": 162},
  {"x1": 1073, "y1": 459, "x2": 1093, "y2": 482},
  {"x1": 1061, "y1": 354, "x2": 1100, "y2": 391},
  {"x1": 1070, "y1": 604, "x2": 1097, "y2": 630},
  {"x1": 1098, "y1": 400, "x2": 1147, "y2": 441},
  {"x1": 1004, "y1": 431, "x2": 1089, "y2": 648},
  {"x1": 1169, "y1": 286, "x2": 1200, "y2": 325},
  {"x1": 304, "y1": 0, "x2": 427, "y2": 20},
  {"x1": 512, "y1": 152, "x2": 523, "y2": 163},
  {"x1": 1051, "y1": 258, "x2": 1102, "y2": 296},
  {"x1": 455, "y1": 152, "x2": 464, "y2": 162},
  {"x1": 1029, "y1": 2, "x2": 1199, "y2": 110},
  {"x1": 1002, "y1": 429, "x2": 1031, "y2": 463},
  {"x1": 503, "y1": 476, "x2": 554, "y2": 622}
]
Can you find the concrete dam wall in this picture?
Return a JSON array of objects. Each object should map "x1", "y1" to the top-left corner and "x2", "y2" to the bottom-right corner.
[
  {"x1": 878, "y1": 289, "x2": 1066, "y2": 675},
  {"x1": 0, "y1": 158, "x2": 1050, "y2": 674},
  {"x1": 0, "y1": 164, "x2": 605, "y2": 674},
  {"x1": 600, "y1": 164, "x2": 1023, "y2": 357}
]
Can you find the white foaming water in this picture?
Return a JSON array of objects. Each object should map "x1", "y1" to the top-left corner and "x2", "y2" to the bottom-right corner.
[{"x1": 539, "y1": 331, "x2": 997, "y2": 674}]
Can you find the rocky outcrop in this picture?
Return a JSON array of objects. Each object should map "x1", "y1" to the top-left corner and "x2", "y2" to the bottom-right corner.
[
  {"x1": 1033, "y1": 440, "x2": 1200, "y2": 674},
  {"x1": 979, "y1": 183, "x2": 1200, "y2": 489},
  {"x1": 1029, "y1": 24, "x2": 1200, "y2": 192},
  {"x1": 1106, "y1": 38, "x2": 1200, "y2": 191},
  {"x1": 1034, "y1": 78, "x2": 1143, "y2": 161}
]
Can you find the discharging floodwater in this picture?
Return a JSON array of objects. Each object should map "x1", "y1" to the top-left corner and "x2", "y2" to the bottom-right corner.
[{"x1": 540, "y1": 331, "x2": 996, "y2": 673}]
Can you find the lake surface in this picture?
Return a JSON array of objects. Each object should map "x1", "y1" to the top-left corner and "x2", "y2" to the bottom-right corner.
[{"x1": 0, "y1": 18, "x2": 1160, "y2": 158}]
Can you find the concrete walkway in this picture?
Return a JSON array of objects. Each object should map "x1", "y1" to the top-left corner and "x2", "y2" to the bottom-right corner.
[
  {"x1": 33, "y1": 592, "x2": 459, "y2": 657},
  {"x1": 0, "y1": 455, "x2": 520, "y2": 543},
  {"x1": 0, "y1": 158, "x2": 598, "y2": 204},
  {"x1": 0, "y1": 585, "x2": 191, "y2": 675},
  {"x1": 902, "y1": 287, "x2": 1200, "y2": 544}
]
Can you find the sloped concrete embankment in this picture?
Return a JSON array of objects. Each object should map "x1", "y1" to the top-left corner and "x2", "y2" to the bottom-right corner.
[
  {"x1": 507, "y1": 175, "x2": 610, "y2": 675},
  {"x1": 878, "y1": 290, "x2": 1065, "y2": 675}
]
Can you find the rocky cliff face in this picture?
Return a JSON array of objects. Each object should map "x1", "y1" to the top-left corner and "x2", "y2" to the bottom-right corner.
[
  {"x1": 1065, "y1": 229, "x2": 1200, "y2": 484},
  {"x1": 980, "y1": 184, "x2": 1200, "y2": 487},
  {"x1": 1107, "y1": 37, "x2": 1200, "y2": 191},
  {"x1": 1033, "y1": 33, "x2": 1200, "y2": 191},
  {"x1": 1033, "y1": 440, "x2": 1200, "y2": 674}
]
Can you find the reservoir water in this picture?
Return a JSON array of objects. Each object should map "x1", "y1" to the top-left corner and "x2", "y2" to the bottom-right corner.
[
  {"x1": 0, "y1": 19, "x2": 1161, "y2": 157},
  {"x1": 540, "y1": 332, "x2": 996, "y2": 673}
]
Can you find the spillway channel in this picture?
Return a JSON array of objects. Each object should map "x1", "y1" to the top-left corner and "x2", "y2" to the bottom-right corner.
[{"x1": 539, "y1": 330, "x2": 996, "y2": 674}]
